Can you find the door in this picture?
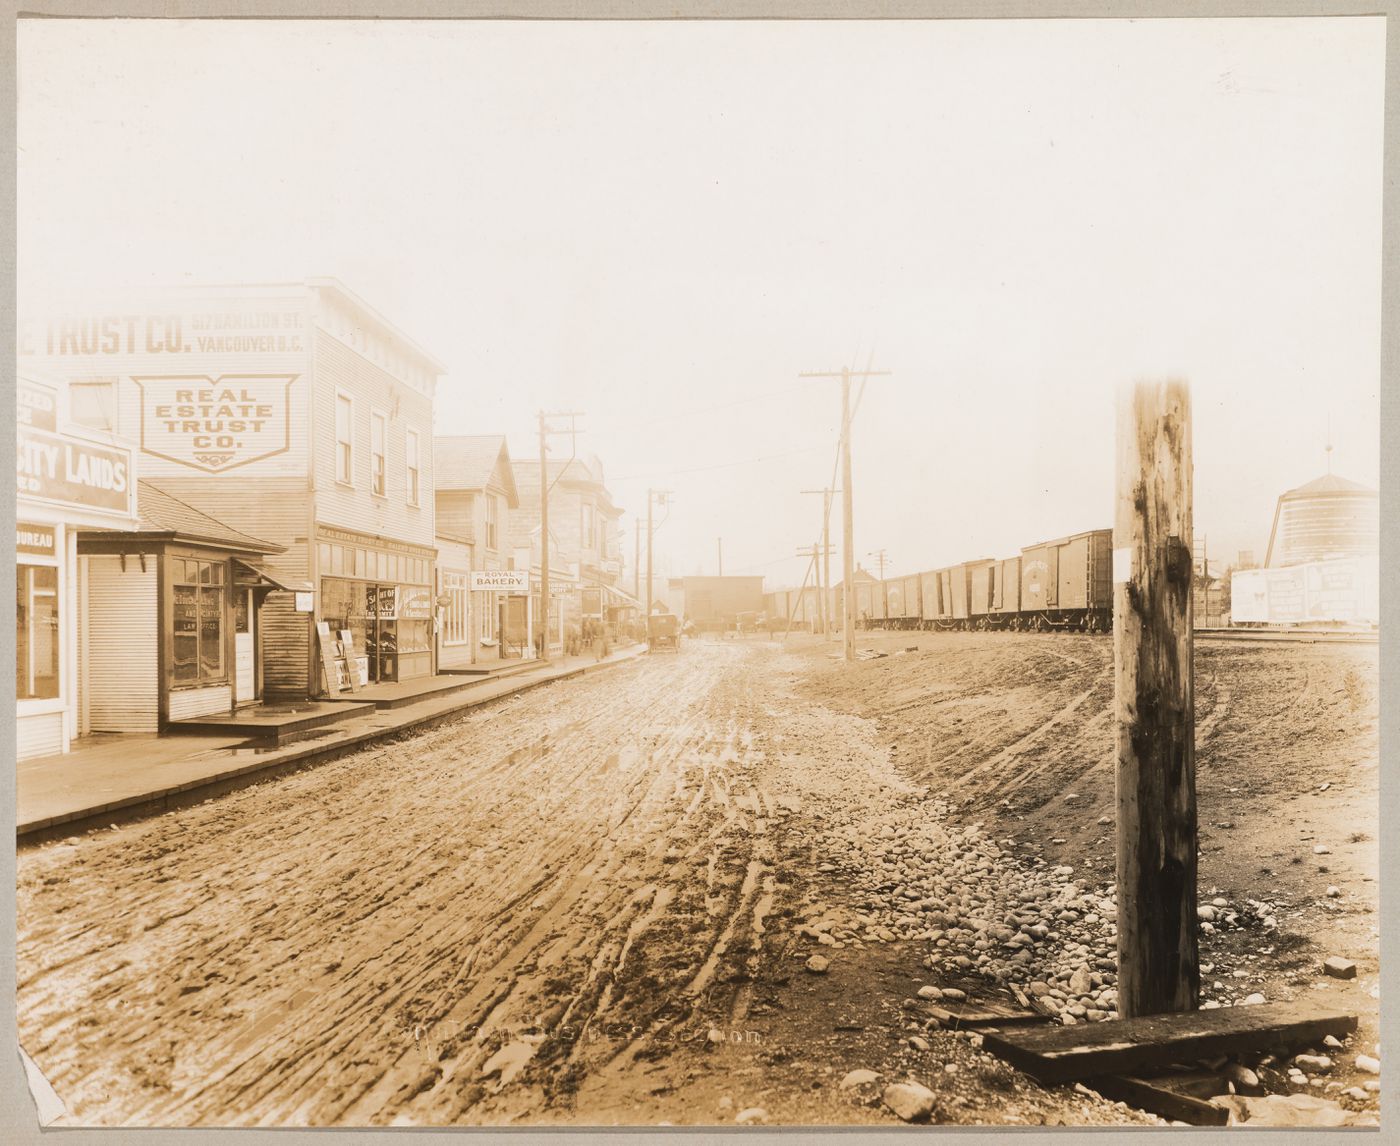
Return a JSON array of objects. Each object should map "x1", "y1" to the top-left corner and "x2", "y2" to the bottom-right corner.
[{"x1": 234, "y1": 588, "x2": 256, "y2": 705}]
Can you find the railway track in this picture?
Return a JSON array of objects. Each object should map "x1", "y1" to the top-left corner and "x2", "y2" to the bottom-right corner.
[{"x1": 1194, "y1": 627, "x2": 1378, "y2": 645}]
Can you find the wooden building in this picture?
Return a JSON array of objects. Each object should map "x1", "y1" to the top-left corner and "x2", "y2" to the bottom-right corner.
[
  {"x1": 434, "y1": 435, "x2": 525, "y2": 667},
  {"x1": 19, "y1": 279, "x2": 445, "y2": 698}
]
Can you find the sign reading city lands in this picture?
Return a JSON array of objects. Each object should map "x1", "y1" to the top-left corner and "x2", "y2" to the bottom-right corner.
[
  {"x1": 134, "y1": 375, "x2": 297, "y2": 473},
  {"x1": 17, "y1": 425, "x2": 132, "y2": 514}
]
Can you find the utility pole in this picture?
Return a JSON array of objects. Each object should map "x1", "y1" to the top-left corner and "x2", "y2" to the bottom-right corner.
[
  {"x1": 868, "y1": 549, "x2": 890, "y2": 581},
  {"x1": 1115, "y1": 379, "x2": 1197, "y2": 1019},
  {"x1": 634, "y1": 526, "x2": 641, "y2": 601},
  {"x1": 796, "y1": 542, "x2": 829, "y2": 633},
  {"x1": 802, "y1": 487, "x2": 838, "y2": 640},
  {"x1": 536, "y1": 410, "x2": 584, "y2": 663},
  {"x1": 644, "y1": 489, "x2": 672, "y2": 620},
  {"x1": 800, "y1": 364, "x2": 891, "y2": 661}
]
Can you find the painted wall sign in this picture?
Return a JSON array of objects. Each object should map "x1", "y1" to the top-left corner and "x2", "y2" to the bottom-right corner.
[
  {"x1": 16, "y1": 380, "x2": 57, "y2": 431},
  {"x1": 469, "y1": 570, "x2": 528, "y2": 592},
  {"x1": 134, "y1": 374, "x2": 297, "y2": 473},
  {"x1": 17, "y1": 522, "x2": 57, "y2": 557},
  {"x1": 19, "y1": 307, "x2": 306, "y2": 358},
  {"x1": 317, "y1": 524, "x2": 437, "y2": 560},
  {"x1": 16, "y1": 426, "x2": 132, "y2": 513}
]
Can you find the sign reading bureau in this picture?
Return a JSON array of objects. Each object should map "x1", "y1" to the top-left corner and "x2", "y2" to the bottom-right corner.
[{"x1": 134, "y1": 374, "x2": 297, "y2": 473}]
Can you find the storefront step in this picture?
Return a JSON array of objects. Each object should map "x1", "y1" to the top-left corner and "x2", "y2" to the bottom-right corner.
[
  {"x1": 318, "y1": 673, "x2": 492, "y2": 711},
  {"x1": 166, "y1": 700, "x2": 377, "y2": 745}
]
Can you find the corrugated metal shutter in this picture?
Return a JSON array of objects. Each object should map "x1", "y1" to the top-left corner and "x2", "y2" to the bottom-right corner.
[
  {"x1": 18, "y1": 713, "x2": 65, "y2": 760},
  {"x1": 85, "y1": 555, "x2": 159, "y2": 733}
]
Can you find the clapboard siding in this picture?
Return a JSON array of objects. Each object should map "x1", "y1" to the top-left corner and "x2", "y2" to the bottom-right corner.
[
  {"x1": 312, "y1": 330, "x2": 435, "y2": 549},
  {"x1": 85, "y1": 555, "x2": 159, "y2": 733},
  {"x1": 168, "y1": 685, "x2": 232, "y2": 721},
  {"x1": 436, "y1": 490, "x2": 475, "y2": 545},
  {"x1": 18, "y1": 713, "x2": 65, "y2": 760}
]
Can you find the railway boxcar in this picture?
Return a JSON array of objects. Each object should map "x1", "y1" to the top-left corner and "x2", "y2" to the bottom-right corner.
[
  {"x1": 967, "y1": 557, "x2": 1022, "y2": 628},
  {"x1": 918, "y1": 569, "x2": 943, "y2": 625},
  {"x1": 855, "y1": 579, "x2": 886, "y2": 626},
  {"x1": 882, "y1": 574, "x2": 922, "y2": 628},
  {"x1": 1019, "y1": 529, "x2": 1112, "y2": 630},
  {"x1": 949, "y1": 564, "x2": 972, "y2": 622}
]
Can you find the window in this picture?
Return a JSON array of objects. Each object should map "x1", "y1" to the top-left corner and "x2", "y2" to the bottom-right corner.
[
  {"x1": 16, "y1": 564, "x2": 59, "y2": 700},
  {"x1": 370, "y1": 410, "x2": 387, "y2": 496},
  {"x1": 405, "y1": 429, "x2": 420, "y2": 506},
  {"x1": 335, "y1": 394, "x2": 353, "y2": 484},
  {"x1": 171, "y1": 558, "x2": 224, "y2": 684},
  {"x1": 442, "y1": 574, "x2": 469, "y2": 645},
  {"x1": 69, "y1": 381, "x2": 118, "y2": 432},
  {"x1": 484, "y1": 494, "x2": 499, "y2": 550}
]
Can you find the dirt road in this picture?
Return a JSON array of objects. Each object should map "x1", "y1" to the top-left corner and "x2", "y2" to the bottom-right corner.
[{"x1": 17, "y1": 634, "x2": 1378, "y2": 1128}]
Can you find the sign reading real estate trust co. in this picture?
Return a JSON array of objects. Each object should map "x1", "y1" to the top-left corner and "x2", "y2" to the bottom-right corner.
[
  {"x1": 19, "y1": 295, "x2": 308, "y2": 477},
  {"x1": 135, "y1": 375, "x2": 297, "y2": 473}
]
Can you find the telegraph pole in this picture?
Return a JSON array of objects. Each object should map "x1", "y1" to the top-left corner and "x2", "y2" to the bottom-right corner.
[
  {"x1": 644, "y1": 489, "x2": 672, "y2": 620},
  {"x1": 868, "y1": 549, "x2": 890, "y2": 581},
  {"x1": 536, "y1": 410, "x2": 584, "y2": 663},
  {"x1": 802, "y1": 487, "x2": 838, "y2": 639},
  {"x1": 1115, "y1": 379, "x2": 1197, "y2": 1019},
  {"x1": 800, "y1": 364, "x2": 891, "y2": 662}
]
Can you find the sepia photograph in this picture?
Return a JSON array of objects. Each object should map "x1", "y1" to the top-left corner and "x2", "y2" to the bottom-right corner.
[{"x1": 12, "y1": 8, "x2": 1385, "y2": 1132}]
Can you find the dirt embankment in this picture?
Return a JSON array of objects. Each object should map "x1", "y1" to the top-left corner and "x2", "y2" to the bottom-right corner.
[{"x1": 797, "y1": 630, "x2": 1380, "y2": 1109}]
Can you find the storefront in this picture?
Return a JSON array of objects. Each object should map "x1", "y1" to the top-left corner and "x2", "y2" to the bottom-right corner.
[
  {"x1": 16, "y1": 377, "x2": 139, "y2": 760},
  {"x1": 315, "y1": 524, "x2": 435, "y2": 686},
  {"x1": 74, "y1": 480, "x2": 288, "y2": 732}
]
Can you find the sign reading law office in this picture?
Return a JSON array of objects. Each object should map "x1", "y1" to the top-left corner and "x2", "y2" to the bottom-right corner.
[{"x1": 135, "y1": 375, "x2": 297, "y2": 473}]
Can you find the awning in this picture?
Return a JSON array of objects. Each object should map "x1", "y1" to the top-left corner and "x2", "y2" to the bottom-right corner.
[
  {"x1": 233, "y1": 559, "x2": 313, "y2": 593},
  {"x1": 602, "y1": 584, "x2": 643, "y2": 611}
]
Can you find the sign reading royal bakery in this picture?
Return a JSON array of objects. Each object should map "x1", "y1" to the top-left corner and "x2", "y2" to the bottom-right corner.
[{"x1": 135, "y1": 375, "x2": 297, "y2": 473}]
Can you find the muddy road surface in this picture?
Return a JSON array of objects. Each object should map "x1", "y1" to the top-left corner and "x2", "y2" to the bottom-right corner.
[{"x1": 17, "y1": 634, "x2": 1378, "y2": 1128}]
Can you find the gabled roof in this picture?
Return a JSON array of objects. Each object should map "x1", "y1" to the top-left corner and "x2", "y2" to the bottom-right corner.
[
  {"x1": 435, "y1": 435, "x2": 520, "y2": 506},
  {"x1": 133, "y1": 481, "x2": 283, "y2": 553},
  {"x1": 511, "y1": 455, "x2": 621, "y2": 516}
]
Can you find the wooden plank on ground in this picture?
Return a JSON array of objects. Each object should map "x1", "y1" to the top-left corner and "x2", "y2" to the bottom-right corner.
[
  {"x1": 927, "y1": 999, "x2": 1047, "y2": 1028},
  {"x1": 981, "y1": 1002, "x2": 1356, "y2": 1085},
  {"x1": 1088, "y1": 1075, "x2": 1228, "y2": 1126}
]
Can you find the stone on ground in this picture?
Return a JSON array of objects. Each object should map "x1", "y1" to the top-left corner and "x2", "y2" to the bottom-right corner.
[{"x1": 882, "y1": 1081, "x2": 937, "y2": 1123}]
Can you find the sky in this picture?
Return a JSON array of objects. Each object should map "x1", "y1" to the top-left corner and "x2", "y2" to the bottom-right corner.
[{"x1": 18, "y1": 17, "x2": 1385, "y2": 589}]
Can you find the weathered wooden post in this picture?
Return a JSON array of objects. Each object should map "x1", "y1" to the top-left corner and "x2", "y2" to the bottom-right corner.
[{"x1": 1115, "y1": 379, "x2": 1198, "y2": 1018}]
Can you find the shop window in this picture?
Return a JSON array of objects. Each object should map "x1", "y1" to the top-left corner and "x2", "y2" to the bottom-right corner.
[
  {"x1": 370, "y1": 410, "x2": 387, "y2": 496},
  {"x1": 443, "y1": 577, "x2": 469, "y2": 646},
  {"x1": 69, "y1": 380, "x2": 118, "y2": 433},
  {"x1": 16, "y1": 564, "x2": 59, "y2": 700},
  {"x1": 406, "y1": 429, "x2": 421, "y2": 506},
  {"x1": 172, "y1": 558, "x2": 225, "y2": 684},
  {"x1": 335, "y1": 393, "x2": 354, "y2": 484},
  {"x1": 485, "y1": 494, "x2": 499, "y2": 550}
]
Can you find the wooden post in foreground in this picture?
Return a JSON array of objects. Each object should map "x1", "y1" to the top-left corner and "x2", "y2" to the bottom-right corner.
[{"x1": 1115, "y1": 379, "x2": 1198, "y2": 1019}]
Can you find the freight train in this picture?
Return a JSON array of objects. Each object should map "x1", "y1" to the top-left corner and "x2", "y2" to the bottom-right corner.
[{"x1": 766, "y1": 528, "x2": 1115, "y2": 634}]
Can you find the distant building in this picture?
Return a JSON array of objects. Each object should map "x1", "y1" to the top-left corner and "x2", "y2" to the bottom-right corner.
[
  {"x1": 434, "y1": 436, "x2": 523, "y2": 666},
  {"x1": 509, "y1": 454, "x2": 624, "y2": 652},
  {"x1": 1265, "y1": 473, "x2": 1379, "y2": 568},
  {"x1": 675, "y1": 576, "x2": 765, "y2": 627}
]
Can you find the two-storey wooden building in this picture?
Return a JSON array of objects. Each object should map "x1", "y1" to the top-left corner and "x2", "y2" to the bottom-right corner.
[
  {"x1": 434, "y1": 435, "x2": 524, "y2": 666},
  {"x1": 19, "y1": 279, "x2": 445, "y2": 710}
]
